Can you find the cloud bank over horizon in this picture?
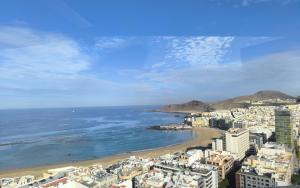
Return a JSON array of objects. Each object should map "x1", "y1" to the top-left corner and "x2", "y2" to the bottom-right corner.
[{"x1": 0, "y1": 25, "x2": 299, "y2": 108}]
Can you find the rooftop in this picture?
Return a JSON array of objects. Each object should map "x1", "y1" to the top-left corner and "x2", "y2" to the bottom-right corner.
[{"x1": 226, "y1": 128, "x2": 248, "y2": 135}]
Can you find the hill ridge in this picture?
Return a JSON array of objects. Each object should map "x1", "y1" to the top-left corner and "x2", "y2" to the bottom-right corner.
[{"x1": 160, "y1": 90, "x2": 295, "y2": 112}]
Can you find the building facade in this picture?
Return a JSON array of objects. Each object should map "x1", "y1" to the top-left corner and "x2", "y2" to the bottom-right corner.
[
  {"x1": 275, "y1": 109, "x2": 293, "y2": 148},
  {"x1": 189, "y1": 163, "x2": 219, "y2": 188},
  {"x1": 212, "y1": 139, "x2": 224, "y2": 151},
  {"x1": 235, "y1": 142, "x2": 294, "y2": 188},
  {"x1": 205, "y1": 150, "x2": 236, "y2": 180},
  {"x1": 235, "y1": 170, "x2": 276, "y2": 188},
  {"x1": 225, "y1": 128, "x2": 250, "y2": 160}
]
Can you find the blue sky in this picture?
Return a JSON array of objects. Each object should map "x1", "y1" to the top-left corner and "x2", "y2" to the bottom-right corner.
[{"x1": 0, "y1": 0, "x2": 300, "y2": 108}]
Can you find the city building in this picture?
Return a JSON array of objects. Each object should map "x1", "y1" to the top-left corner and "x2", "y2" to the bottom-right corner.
[
  {"x1": 192, "y1": 116, "x2": 209, "y2": 127},
  {"x1": 62, "y1": 180, "x2": 89, "y2": 188},
  {"x1": 204, "y1": 150, "x2": 237, "y2": 180},
  {"x1": 225, "y1": 128, "x2": 250, "y2": 160},
  {"x1": 212, "y1": 138, "x2": 223, "y2": 151},
  {"x1": 249, "y1": 133, "x2": 265, "y2": 149},
  {"x1": 236, "y1": 166, "x2": 276, "y2": 188},
  {"x1": 236, "y1": 142, "x2": 294, "y2": 188},
  {"x1": 275, "y1": 109, "x2": 293, "y2": 148},
  {"x1": 95, "y1": 171, "x2": 118, "y2": 188},
  {"x1": 186, "y1": 149, "x2": 204, "y2": 165},
  {"x1": 189, "y1": 162, "x2": 219, "y2": 188},
  {"x1": 134, "y1": 169, "x2": 205, "y2": 188},
  {"x1": 248, "y1": 133, "x2": 266, "y2": 155},
  {"x1": 209, "y1": 118, "x2": 233, "y2": 130},
  {"x1": 248, "y1": 126, "x2": 273, "y2": 141},
  {"x1": 111, "y1": 179, "x2": 132, "y2": 188}
]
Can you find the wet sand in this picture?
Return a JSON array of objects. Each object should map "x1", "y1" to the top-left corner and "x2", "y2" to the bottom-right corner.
[{"x1": 0, "y1": 127, "x2": 223, "y2": 178}]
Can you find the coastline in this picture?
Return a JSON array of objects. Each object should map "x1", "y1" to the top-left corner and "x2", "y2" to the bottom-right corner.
[{"x1": 0, "y1": 127, "x2": 223, "y2": 178}]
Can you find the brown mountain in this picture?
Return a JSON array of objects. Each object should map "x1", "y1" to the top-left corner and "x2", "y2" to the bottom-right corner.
[
  {"x1": 212, "y1": 90, "x2": 295, "y2": 110},
  {"x1": 160, "y1": 90, "x2": 295, "y2": 112},
  {"x1": 229, "y1": 90, "x2": 293, "y2": 102},
  {"x1": 160, "y1": 100, "x2": 214, "y2": 113}
]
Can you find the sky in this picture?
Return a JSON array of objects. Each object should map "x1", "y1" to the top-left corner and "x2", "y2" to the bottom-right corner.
[{"x1": 0, "y1": 0, "x2": 300, "y2": 109}]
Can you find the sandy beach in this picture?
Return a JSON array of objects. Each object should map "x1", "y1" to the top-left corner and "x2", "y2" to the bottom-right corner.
[{"x1": 0, "y1": 127, "x2": 223, "y2": 178}]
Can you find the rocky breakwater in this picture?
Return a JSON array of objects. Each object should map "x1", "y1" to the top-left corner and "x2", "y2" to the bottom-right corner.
[{"x1": 148, "y1": 123, "x2": 192, "y2": 131}]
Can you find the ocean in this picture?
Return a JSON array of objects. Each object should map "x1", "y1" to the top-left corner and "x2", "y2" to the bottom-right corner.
[{"x1": 0, "y1": 106, "x2": 193, "y2": 170}]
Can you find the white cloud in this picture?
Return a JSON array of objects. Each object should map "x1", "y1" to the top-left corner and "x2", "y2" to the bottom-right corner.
[
  {"x1": 0, "y1": 26, "x2": 43, "y2": 48},
  {"x1": 151, "y1": 61, "x2": 166, "y2": 69},
  {"x1": 0, "y1": 28, "x2": 161, "y2": 108},
  {"x1": 237, "y1": 0, "x2": 300, "y2": 7},
  {"x1": 0, "y1": 26, "x2": 95, "y2": 104},
  {"x1": 163, "y1": 36, "x2": 234, "y2": 67},
  {"x1": 0, "y1": 26, "x2": 90, "y2": 80},
  {"x1": 95, "y1": 37, "x2": 127, "y2": 50},
  {"x1": 137, "y1": 49, "x2": 300, "y2": 101}
]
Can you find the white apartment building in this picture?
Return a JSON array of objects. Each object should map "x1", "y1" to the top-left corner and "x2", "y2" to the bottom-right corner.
[
  {"x1": 212, "y1": 138, "x2": 224, "y2": 151},
  {"x1": 189, "y1": 162, "x2": 219, "y2": 188},
  {"x1": 186, "y1": 149, "x2": 204, "y2": 165},
  {"x1": 225, "y1": 128, "x2": 249, "y2": 160}
]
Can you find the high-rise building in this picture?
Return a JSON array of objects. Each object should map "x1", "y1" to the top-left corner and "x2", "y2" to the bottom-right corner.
[
  {"x1": 225, "y1": 128, "x2": 249, "y2": 160},
  {"x1": 275, "y1": 109, "x2": 293, "y2": 148}
]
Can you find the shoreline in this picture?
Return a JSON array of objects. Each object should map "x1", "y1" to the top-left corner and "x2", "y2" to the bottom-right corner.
[{"x1": 0, "y1": 127, "x2": 223, "y2": 178}]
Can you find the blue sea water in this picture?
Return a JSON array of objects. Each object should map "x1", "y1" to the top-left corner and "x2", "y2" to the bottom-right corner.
[{"x1": 0, "y1": 106, "x2": 193, "y2": 170}]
